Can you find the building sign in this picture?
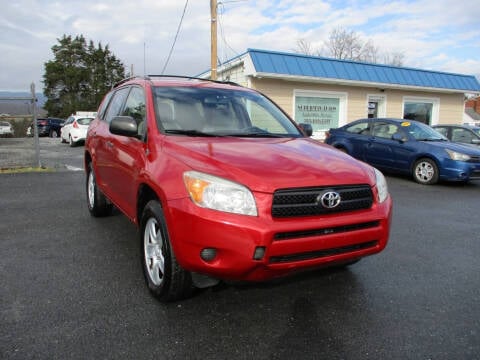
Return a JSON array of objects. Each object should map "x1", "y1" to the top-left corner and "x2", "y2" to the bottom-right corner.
[{"x1": 295, "y1": 96, "x2": 340, "y2": 130}]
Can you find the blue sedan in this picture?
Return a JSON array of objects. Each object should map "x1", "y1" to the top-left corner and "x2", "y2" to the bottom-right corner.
[{"x1": 325, "y1": 118, "x2": 480, "y2": 184}]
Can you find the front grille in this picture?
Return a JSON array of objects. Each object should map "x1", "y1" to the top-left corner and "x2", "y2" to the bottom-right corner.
[
  {"x1": 468, "y1": 156, "x2": 480, "y2": 163},
  {"x1": 274, "y1": 221, "x2": 380, "y2": 240},
  {"x1": 269, "y1": 240, "x2": 379, "y2": 263},
  {"x1": 272, "y1": 185, "x2": 373, "y2": 218}
]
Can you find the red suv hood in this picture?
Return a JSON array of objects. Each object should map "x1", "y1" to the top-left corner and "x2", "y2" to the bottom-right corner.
[{"x1": 165, "y1": 137, "x2": 375, "y2": 193}]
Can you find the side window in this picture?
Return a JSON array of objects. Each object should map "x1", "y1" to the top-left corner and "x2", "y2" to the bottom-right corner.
[
  {"x1": 97, "y1": 91, "x2": 114, "y2": 121},
  {"x1": 122, "y1": 87, "x2": 145, "y2": 123},
  {"x1": 345, "y1": 121, "x2": 370, "y2": 135},
  {"x1": 122, "y1": 87, "x2": 146, "y2": 137},
  {"x1": 104, "y1": 87, "x2": 130, "y2": 124},
  {"x1": 434, "y1": 127, "x2": 448, "y2": 137},
  {"x1": 372, "y1": 122, "x2": 398, "y2": 139},
  {"x1": 451, "y1": 128, "x2": 474, "y2": 143}
]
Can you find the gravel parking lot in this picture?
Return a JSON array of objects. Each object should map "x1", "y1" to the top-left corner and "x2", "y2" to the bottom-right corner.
[
  {"x1": 0, "y1": 137, "x2": 84, "y2": 171},
  {"x1": 1, "y1": 139, "x2": 479, "y2": 359}
]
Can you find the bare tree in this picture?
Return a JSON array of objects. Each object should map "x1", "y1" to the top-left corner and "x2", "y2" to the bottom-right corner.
[
  {"x1": 294, "y1": 27, "x2": 405, "y2": 66},
  {"x1": 294, "y1": 38, "x2": 315, "y2": 56},
  {"x1": 326, "y1": 28, "x2": 379, "y2": 62},
  {"x1": 383, "y1": 51, "x2": 405, "y2": 67},
  {"x1": 326, "y1": 28, "x2": 359, "y2": 60}
]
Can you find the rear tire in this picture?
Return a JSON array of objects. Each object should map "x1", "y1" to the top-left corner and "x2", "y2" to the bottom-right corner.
[
  {"x1": 140, "y1": 200, "x2": 195, "y2": 302},
  {"x1": 86, "y1": 162, "x2": 112, "y2": 217}
]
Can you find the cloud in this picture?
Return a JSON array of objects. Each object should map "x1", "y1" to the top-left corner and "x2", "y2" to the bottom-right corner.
[{"x1": 0, "y1": 0, "x2": 478, "y2": 90}]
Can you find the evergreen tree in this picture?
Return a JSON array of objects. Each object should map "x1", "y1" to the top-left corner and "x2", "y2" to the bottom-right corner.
[{"x1": 43, "y1": 35, "x2": 126, "y2": 118}]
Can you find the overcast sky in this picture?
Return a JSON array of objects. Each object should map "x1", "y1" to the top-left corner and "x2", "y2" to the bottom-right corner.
[{"x1": 1, "y1": 0, "x2": 479, "y2": 92}]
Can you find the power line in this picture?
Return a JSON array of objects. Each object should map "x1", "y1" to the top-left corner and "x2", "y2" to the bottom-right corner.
[
  {"x1": 161, "y1": 0, "x2": 189, "y2": 75},
  {"x1": 217, "y1": 2, "x2": 241, "y2": 63}
]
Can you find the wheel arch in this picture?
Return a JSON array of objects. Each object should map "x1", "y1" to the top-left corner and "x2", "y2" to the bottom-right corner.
[
  {"x1": 137, "y1": 183, "x2": 161, "y2": 226},
  {"x1": 409, "y1": 154, "x2": 440, "y2": 173},
  {"x1": 84, "y1": 151, "x2": 93, "y2": 173}
]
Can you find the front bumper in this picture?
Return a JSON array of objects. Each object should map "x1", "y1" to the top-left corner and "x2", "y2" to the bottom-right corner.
[
  {"x1": 440, "y1": 159, "x2": 480, "y2": 181},
  {"x1": 165, "y1": 194, "x2": 392, "y2": 282}
]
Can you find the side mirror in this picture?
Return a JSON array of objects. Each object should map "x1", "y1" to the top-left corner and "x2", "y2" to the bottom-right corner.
[
  {"x1": 471, "y1": 139, "x2": 480, "y2": 145},
  {"x1": 298, "y1": 123, "x2": 313, "y2": 137},
  {"x1": 392, "y1": 133, "x2": 407, "y2": 143},
  {"x1": 110, "y1": 116, "x2": 138, "y2": 138}
]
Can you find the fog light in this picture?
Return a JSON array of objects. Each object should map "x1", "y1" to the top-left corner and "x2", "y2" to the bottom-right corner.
[
  {"x1": 200, "y1": 248, "x2": 217, "y2": 261},
  {"x1": 253, "y1": 247, "x2": 266, "y2": 260}
]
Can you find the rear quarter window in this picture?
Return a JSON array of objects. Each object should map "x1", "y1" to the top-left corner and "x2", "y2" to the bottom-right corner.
[{"x1": 345, "y1": 121, "x2": 370, "y2": 135}]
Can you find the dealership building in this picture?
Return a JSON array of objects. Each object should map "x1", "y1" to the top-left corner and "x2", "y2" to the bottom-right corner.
[{"x1": 201, "y1": 49, "x2": 480, "y2": 139}]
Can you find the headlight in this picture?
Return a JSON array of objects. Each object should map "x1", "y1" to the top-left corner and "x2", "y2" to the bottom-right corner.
[
  {"x1": 183, "y1": 171, "x2": 258, "y2": 216},
  {"x1": 374, "y1": 168, "x2": 389, "y2": 203},
  {"x1": 445, "y1": 149, "x2": 471, "y2": 162}
]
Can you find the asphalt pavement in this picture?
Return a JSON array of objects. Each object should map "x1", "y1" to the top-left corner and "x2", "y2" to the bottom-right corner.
[{"x1": 0, "y1": 140, "x2": 479, "y2": 359}]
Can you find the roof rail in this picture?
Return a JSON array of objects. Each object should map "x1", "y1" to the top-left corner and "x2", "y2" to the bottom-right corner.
[
  {"x1": 112, "y1": 76, "x2": 145, "y2": 89},
  {"x1": 146, "y1": 74, "x2": 242, "y2": 87},
  {"x1": 111, "y1": 75, "x2": 243, "y2": 89}
]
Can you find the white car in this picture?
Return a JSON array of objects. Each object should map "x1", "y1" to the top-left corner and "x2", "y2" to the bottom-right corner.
[
  {"x1": 60, "y1": 115, "x2": 94, "y2": 146},
  {"x1": 0, "y1": 121, "x2": 14, "y2": 137}
]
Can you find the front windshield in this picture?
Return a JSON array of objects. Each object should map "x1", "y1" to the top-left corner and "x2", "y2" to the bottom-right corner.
[
  {"x1": 472, "y1": 127, "x2": 480, "y2": 136},
  {"x1": 153, "y1": 86, "x2": 302, "y2": 137},
  {"x1": 402, "y1": 121, "x2": 448, "y2": 141}
]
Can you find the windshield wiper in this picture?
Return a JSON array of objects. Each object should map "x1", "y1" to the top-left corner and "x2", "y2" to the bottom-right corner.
[
  {"x1": 224, "y1": 131, "x2": 293, "y2": 138},
  {"x1": 164, "y1": 129, "x2": 220, "y2": 137},
  {"x1": 165, "y1": 129, "x2": 294, "y2": 138}
]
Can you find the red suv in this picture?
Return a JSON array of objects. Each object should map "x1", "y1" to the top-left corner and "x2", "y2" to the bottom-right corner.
[{"x1": 85, "y1": 76, "x2": 392, "y2": 302}]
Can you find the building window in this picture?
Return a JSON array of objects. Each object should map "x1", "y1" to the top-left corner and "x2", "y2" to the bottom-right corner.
[
  {"x1": 403, "y1": 97, "x2": 439, "y2": 125},
  {"x1": 293, "y1": 90, "x2": 347, "y2": 139}
]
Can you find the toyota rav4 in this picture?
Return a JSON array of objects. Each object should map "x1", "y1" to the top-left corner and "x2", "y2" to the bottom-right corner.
[{"x1": 84, "y1": 76, "x2": 392, "y2": 302}]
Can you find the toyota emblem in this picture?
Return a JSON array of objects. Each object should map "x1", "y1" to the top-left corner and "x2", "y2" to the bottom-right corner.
[{"x1": 318, "y1": 191, "x2": 341, "y2": 209}]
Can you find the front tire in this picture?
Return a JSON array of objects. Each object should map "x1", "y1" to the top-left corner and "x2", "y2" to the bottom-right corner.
[
  {"x1": 140, "y1": 200, "x2": 195, "y2": 302},
  {"x1": 413, "y1": 158, "x2": 439, "y2": 185},
  {"x1": 86, "y1": 162, "x2": 112, "y2": 217}
]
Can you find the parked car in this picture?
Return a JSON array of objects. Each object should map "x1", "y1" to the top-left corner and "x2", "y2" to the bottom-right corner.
[
  {"x1": 85, "y1": 76, "x2": 392, "y2": 302},
  {"x1": 325, "y1": 118, "x2": 480, "y2": 185},
  {"x1": 60, "y1": 115, "x2": 94, "y2": 146},
  {"x1": 0, "y1": 121, "x2": 14, "y2": 137},
  {"x1": 432, "y1": 124, "x2": 480, "y2": 147},
  {"x1": 27, "y1": 118, "x2": 65, "y2": 137}
]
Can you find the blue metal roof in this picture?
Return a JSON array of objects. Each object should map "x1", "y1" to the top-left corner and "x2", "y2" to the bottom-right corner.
[{"x1": 246, "y1": 49, "x2": 480, "y2": 92}]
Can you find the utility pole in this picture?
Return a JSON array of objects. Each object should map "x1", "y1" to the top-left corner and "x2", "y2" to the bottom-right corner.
[{"x1": 210, "y1": 0, "x2": 218, "y2": 80}]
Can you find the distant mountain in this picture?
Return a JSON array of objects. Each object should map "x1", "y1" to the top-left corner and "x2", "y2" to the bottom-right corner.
[
  {"x1": 0, "y1": 91, "x2": 46, "y2": 116},
  {"x1": 0, "y1": 91, "x2": 46, "y2": 106}
]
